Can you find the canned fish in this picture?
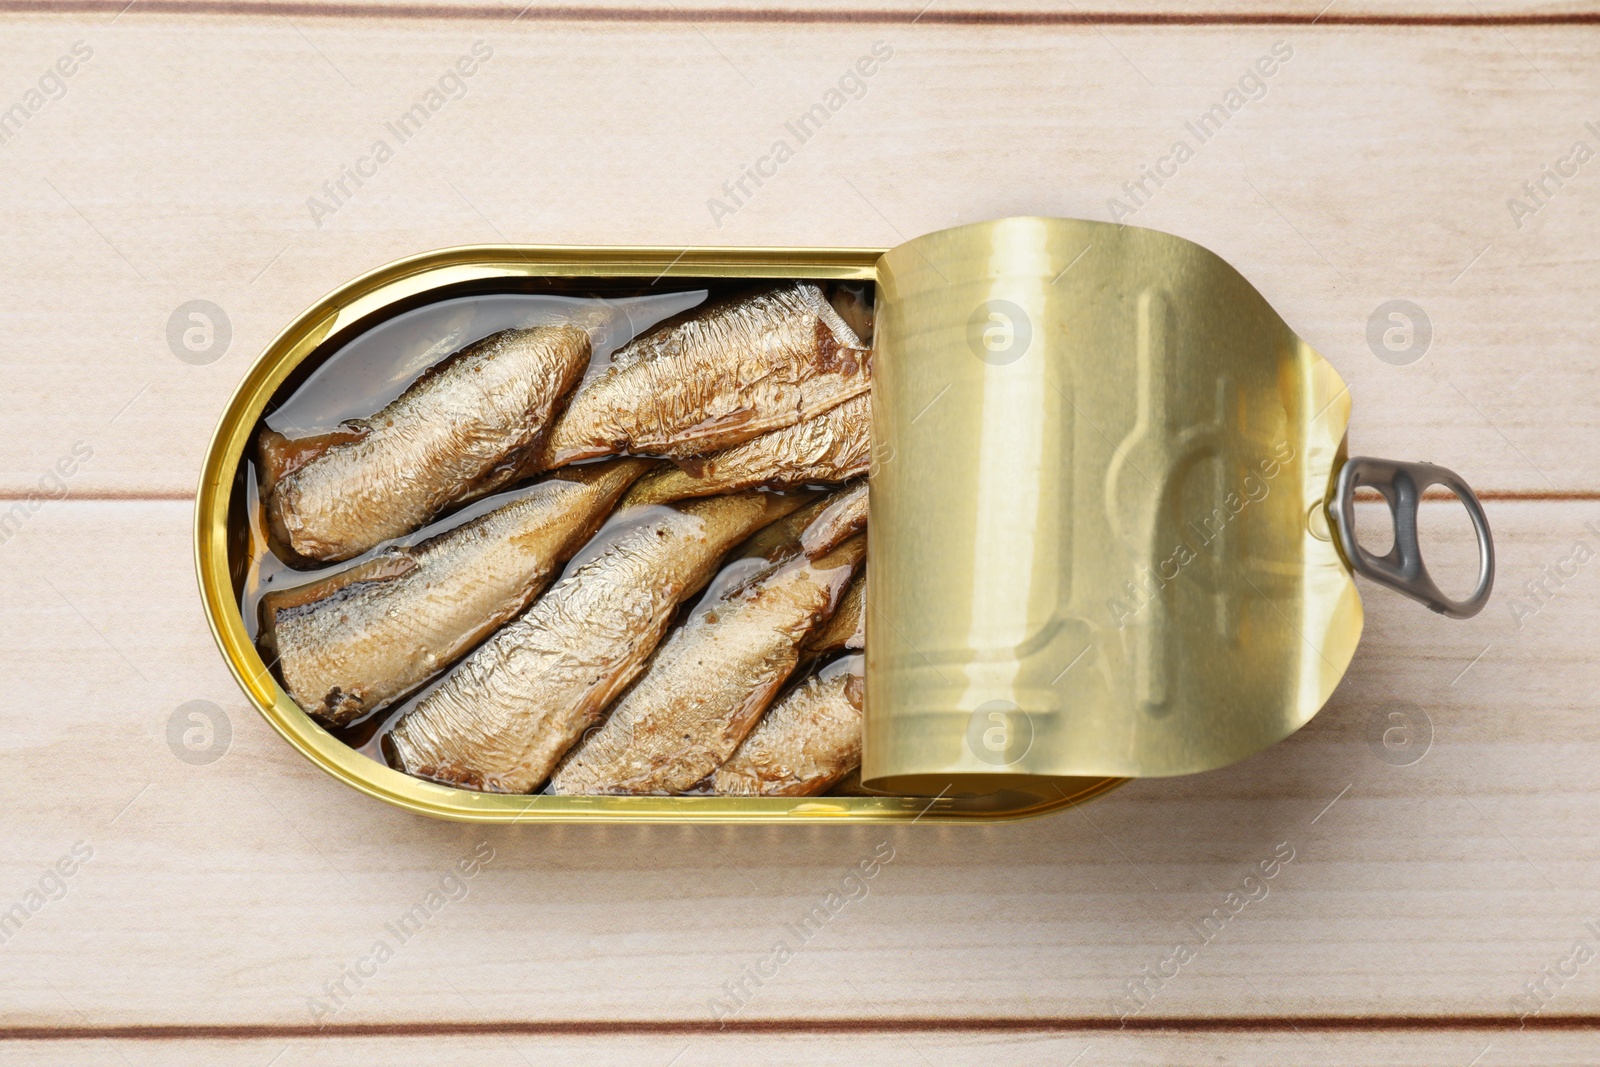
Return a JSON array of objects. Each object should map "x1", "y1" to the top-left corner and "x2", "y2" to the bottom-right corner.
[{"x1": 195, "y1": 222, "x2": 1491, "y2": 823}]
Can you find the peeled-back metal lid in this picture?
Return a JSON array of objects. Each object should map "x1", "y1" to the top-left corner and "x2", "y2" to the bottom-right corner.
[{"x1": 862, "y1": 216, "x2": 1492, "y2": 794}]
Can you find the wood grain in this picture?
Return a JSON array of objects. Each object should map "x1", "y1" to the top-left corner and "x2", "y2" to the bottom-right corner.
[
  {"x1": 0, "y1": 499, "x2": 1594, "y2": 1036},
  {"x1": 2, "y1": 4, "x2": 1597, "y2": 1060},
  {"x1": 7, "y1": 0, "x2": 1600, "y2": 20},
  {"x1": 3, "y1": 1030, "x2": 1599, "y2": 1067},
  {"x1": 0, "y1": 18, "x2": 1596, "y2": 495},
  {"x1": 3, "y1": 1029, "x2": 1600, "y2": 1067}
]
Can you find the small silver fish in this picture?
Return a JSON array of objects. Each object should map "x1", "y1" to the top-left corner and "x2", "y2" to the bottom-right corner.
[
  {"x1": 261, "y1": 325, "x2": 590, "y2": 564},
  {"x1": 535, "y1": 283, "x2": 869, "y2": 469},
  {"x1": 386, "y1": 490, "x2": 808, "y2": 793},
  {"x1": 259, "y1": 459, "x2": 650, "y2": 728},
  {"x1": 804, "y1": 569, "x2": 864, "y2": 656},
  {"x1": 828, "y1": 282, "x2": 875, "y2": 346},
  {"x1": 798, "y1": 478, "x2": 867, "y2": 559},
  {"x1": 712, "y1": 654, "x2": 864, "y2": 797},
  {"x1": 623, "y1": 395, "x2": 871, "y2": 507},
  {"x1": 725, "y1": 482, "x2": 864, "y2": 569},
  {"x1": 547, "y1": 530, "x2": 865, "y2": 796}
]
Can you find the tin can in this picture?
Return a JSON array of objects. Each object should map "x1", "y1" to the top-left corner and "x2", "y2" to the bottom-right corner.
[{"x1": 195, "y1": 220, "x2": 1493, "y2": 823}]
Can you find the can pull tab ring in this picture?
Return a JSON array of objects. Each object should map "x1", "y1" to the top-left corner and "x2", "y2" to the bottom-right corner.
[{"x1": 1328, "y1": 456, "x2": 1495, "y2": 619}]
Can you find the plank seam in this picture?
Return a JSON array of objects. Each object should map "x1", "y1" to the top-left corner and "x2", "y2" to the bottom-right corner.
[
  {"x1": 1, "y1": 1016, "x2": 1596, "y2": 1041},
  {"x1": 2, "y1": 2, "x2": 1600, "y2": 25}
]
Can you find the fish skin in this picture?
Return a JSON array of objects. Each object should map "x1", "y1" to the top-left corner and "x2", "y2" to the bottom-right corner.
[
  {"x1": 798, "y1": 478, "x2": 867, "y2": 559},
  {"x1": 262, "y1": 325, "x2": 590, "y2": 564},
  {"x1": 548, "y1": 533, "x2": 865, "y2": 796},
  {"x1": 386, "y1": 490, "x2": 808, "y2": 794},
  {"x1": 259, "y1": 459, "x2": 651, "y2": 728},
  {"x1": 534, "y1": 283, "x2": 869, "y2": 470},
  {"x1": 804, "y1": 569, "x2": 864, "y2": 656},
  {"x1": 712, "y1": 654, "x2": 864, "y2": 797},
  {"x1": 622, "y1": 394, "x2": 871, "y2": 508},
  {"x1": 723, "y1": 478, "x2": 862, "y2": 570},
  {"x1": 728, "y1": 493, "x2": 837, "y2": 566},
  {"x1": 828, "y1": 283, "x2": 875, "y2": 346}
]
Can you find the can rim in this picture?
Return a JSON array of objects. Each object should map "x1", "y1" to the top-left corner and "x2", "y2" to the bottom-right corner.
[{"x1": 192, "y1": 242, "x2": 1129, "y2": 823}]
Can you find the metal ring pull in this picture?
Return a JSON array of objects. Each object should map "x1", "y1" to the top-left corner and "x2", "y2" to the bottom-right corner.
[{"x1": 1328, "y1": 456, "x2": 1495, "y2": 619}]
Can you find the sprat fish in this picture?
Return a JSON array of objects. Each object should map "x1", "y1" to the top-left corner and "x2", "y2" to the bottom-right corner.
[
  {"x1": 548, "y1": 530, "x2": 864, "y2": 796},
  {"x1": 262, "y1": 325, "x2": 590, "y2": 564},
  {"x1": 260, "y1": 459, "x2": 649, "y2": 727},
  {"x1": 712, "y1": 654, "x2": 864, "y2": 797},
  {"x1": 804, "y1": 569, "x2": 864, "y2": 656},
  {"x1": 535, "y1": 283, "x2": 869, "y2": 469},
  {"x1": 385, "y1": 490, "x2": 808, "y2": 793},
  {"x1": 623, "y1": 395, "x2": 870, "y2": 507}
]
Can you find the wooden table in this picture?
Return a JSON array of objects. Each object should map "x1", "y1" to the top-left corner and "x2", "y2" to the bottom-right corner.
[{"x1": 2, "y1": 2, "x2": 1596, "y2": 1062}]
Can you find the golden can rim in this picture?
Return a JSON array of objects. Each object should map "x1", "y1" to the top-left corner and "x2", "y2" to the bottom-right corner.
[{"x1": 192, "y1": 242, "x2": 1128, "y2": 823}]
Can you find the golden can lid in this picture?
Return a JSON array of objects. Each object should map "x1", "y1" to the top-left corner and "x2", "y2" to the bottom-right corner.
[{"x1": 862, "y1": 216, "x2": 1490, "y2": 794}]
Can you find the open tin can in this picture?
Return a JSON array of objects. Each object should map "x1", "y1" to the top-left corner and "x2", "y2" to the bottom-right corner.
[{"x1": 195, "y1": 217, "x2": 1494, "y2": 823}]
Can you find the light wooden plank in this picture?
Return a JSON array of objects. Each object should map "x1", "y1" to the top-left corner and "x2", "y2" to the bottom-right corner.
[
  {"x1": 0, "y1": 19, "x2": 1596, "y2": 494},
  {"x1": 13, "y1": 0, "x2": 1598, "y2": 17},
  {"x1": 0, "y1": 498, "x2": 1593, "y2": 1027},
  {"x1": 1, "y1": 1029, "x2": 1595, "y2": 1067}
]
